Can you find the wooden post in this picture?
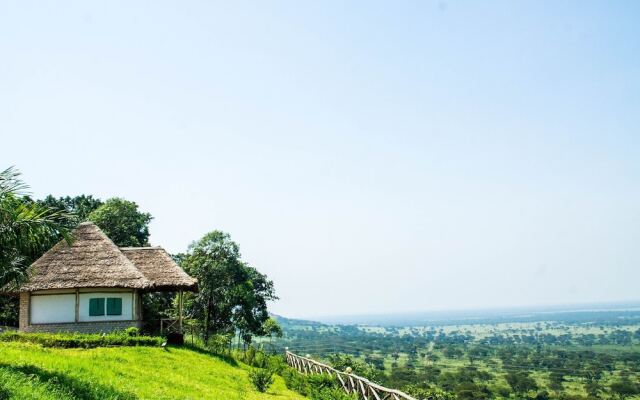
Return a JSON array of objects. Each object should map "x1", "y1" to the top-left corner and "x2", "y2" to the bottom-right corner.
[
  {"x1": 75, "y1": 289, "x2": 79, "y2": 322},
  {"x1": 179, "y1": 290, "x2": 183, "y2": 333}
]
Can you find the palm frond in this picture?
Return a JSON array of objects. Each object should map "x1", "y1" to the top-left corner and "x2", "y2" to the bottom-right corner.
[
  {"x1": 0, "y1": 166, "x2": 29, "y2": 198},
  {"x1": 0, "y1": 166, "x2": 74, "y2": 288}
]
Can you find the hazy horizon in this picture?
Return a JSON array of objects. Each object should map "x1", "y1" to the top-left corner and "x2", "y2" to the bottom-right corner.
[
  {"x1": 290, "y1": 299, "x2": 640, "y2": 321},
  {"x1": 3, "y1": 1, "x2": 639, "y2": 317}
]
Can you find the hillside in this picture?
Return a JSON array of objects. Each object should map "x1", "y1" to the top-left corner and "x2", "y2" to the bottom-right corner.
[{"x1": 0, "y1": 342, "x2": 306, "y2": 400}]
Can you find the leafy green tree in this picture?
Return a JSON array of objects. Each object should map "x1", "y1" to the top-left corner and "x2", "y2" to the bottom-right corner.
[
  {"x1": 403, "y1": 385, "x2": 455, "y2": 400},
  {"x1": 610, "y1": 377, "x2": 640, "y2": 399},
  {"x1": 328, "y1": 354, "x2": 378, "y2": 381},
  {"x1": 454, "y1": 382, "x2": 492, "y2": 400},
  {"x1": 88, "y1": 198, "x2": 152, "y2": 247},
  {"x1": 262, "y1": 317, "x2": 283, "y2": 347},
  {"x1": 38, "y1": 195, "x2": 102, "y2": 223},
  {"x1": 534, "y1": 390, "x2": 551, "y2": 400},
  {"x1": 584, "y1": 381, "x2": 601, "y2": 398},
  {"x1": 548, "y1": 370, "x2": 565, "y2": 392},
  {"x1": 505, "y1": 371, "x2": 538, "y2": 394},
  {"x1": 180, "y1": 231, "x2": 277, "y2": 343}
]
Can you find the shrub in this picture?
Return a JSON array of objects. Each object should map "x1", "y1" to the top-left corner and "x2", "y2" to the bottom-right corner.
[
  {"x1": 404, "y1": 384, "x2": 456, "y2": 400},
  {"x1": 0, "y1": 331, "x2": 162, "y2": 348},
  {"x1": 243, "y1": 345, "x2": 257, "y2": 366},
  {"x1": 235, "y1": 346, "x2": 286, "y2": 371},
  {"x1": 307, "y1": 374, "x2": 336, "y2": 391},
  {"x1": 266, "y1": 354, "x2": 287, "y2": 373},
  {"x1": 249, "y1": 368, "x2": 274, "y2": 393},
  {"x1": 310, "y1": 387, "x2": 357, "y2": 400},
  {"x1": 124, "y1": 327, "x2": 140, "y2": 337},
  {"x1": 307, "y1": 374, "x2": 357, "y2": 400},
  {"x1": 282, "y1": 367, "x2": 310, "y2": 395},
  {"x1": 206, "y1": 333, "x2": 233, "y2": 356},
  {"x1": 327, "y1": 353, "x2": 377, "y2": 381},
  {"x1": 280, "y1": 367, "x2": 357, "y2": 400}
]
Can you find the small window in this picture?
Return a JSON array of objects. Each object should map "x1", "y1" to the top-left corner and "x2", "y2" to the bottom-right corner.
[
  {"x1": 106, "y1": 298, "x2": 122, "y2": 316},
  {"x1": 89, "y1": 298, "x2": 105, "y2": 316}
]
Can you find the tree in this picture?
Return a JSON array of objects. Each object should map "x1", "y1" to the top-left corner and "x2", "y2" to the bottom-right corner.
[
  {"x1": 88, "y1": 198, "x2": 152, "y2": 247},
  {"x1": 0, "y1": 167, "x2": 72, "y2": 326},
  {"x1": 403, "y1": 385, "x2": 455, "y2": 400},
  {"x1": 549, "y1": 370, "x2": 565, "y2": 392},
  {"x1": 0, "y1": 167, "x2": 72, "y2": 288},
  {"x1": 38, "y1": 195, "x2": 102, "y2": 222},
  {"x1": 327, "y1": 354, "x2": 378, "y2": 381},
  {"x1": 262, "y1": 317, "x2": 283, "y2": 347},
  {"x1": 610, "y1": 377, "x2": 640, "y2": 399},
  {"x1": 505, "y1": 371, "x2": 538, "y2": 394},
  {"x1": 534, "y1": 390, "x2": 551, "y2": 400},
  {"x1": 180, "y1": 231, "x2": 277, "y2": 344}
]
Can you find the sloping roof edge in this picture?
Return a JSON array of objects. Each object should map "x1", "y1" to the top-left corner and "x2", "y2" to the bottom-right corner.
[{"x1": 12, "y1": 222, "x2": 197, "y2": 293}]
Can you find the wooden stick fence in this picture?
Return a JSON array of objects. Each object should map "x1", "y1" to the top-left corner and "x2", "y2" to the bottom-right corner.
[{"x1": 285, "y1": 350, "x2": 418, "y2": 400}]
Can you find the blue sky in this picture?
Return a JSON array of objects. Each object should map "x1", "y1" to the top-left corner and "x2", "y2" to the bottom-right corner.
[{"x1": 2, "y1": 1, "x2": 639, "y2": 318}]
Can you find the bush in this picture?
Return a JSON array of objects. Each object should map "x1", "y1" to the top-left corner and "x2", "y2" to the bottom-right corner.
[
  {"x1": 124, "y1": 327, "x2": 140, "y2": 337},
  {"x1": 282, "y1": 367, "x2": 310, "y2": 395},
  {"x1": 265, "y1": 354, "x2": 287, "y2": 373},
  {"x1": 244, "y1": 345, "x2": 257, "y2": 366},
  {"x1": 327, "y1": 353, "x2": 377, "y2": 381},
  {"x1": 205, "y1": 333, "x2": 233, "y2": 356},
  {"x1": 249, "y1": 368, "x2": 274, "y2": 393},
  {"x1": 0, "y1": 386, "x2": 9, "y2": 400},
  {"x1": 235, "y1": 346, "x2": 287, "y2": 371},
  {"x1": 307, "y1": 374, "x2": 357, "y2": 400},
  {"x1": 0, "y1": 331, "x2": 162, "y2": 348},
  {"x1": 307, "y1": 374, "x2": 336, "y2": 391},
  {"x1": 310, "y1": 387, "x2": 357, "y2": 400},
  {"x1": 280, "y1": 367, "x2": 357, "y2": 400},
  {"x1": 403, "y1": 384, "x2": 456, "y2": 400}
]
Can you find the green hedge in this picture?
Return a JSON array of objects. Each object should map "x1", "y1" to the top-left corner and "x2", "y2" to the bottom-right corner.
[{"x1": 0, "y1": 331, "x2": 162, "y2": 348}]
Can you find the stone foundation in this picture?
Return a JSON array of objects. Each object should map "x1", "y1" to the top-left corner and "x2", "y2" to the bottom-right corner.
[
  {"x1": 22, "y1": 320, "x2": 142, "y2": 334},
  {"x1": 19, "y1": 292, "x2": 29, "y2": 331}
]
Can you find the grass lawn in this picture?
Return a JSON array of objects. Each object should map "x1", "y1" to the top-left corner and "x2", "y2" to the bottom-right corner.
[{"x1": 0, "y1": 342, "x2": 306, "y2": 400}]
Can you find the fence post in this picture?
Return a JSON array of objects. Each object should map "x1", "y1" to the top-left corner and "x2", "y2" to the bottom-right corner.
[{"x1": 283, "y1": 350, "x2": 418, "y2": 400}]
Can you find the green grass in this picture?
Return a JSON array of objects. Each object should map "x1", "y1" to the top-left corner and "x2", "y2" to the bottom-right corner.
[
  {"x1": 0, "y1": 331, "x2": 162, "y2": 348},
  {"x1": 0, "y1": 342, "x2": 307, "y2": 400}
]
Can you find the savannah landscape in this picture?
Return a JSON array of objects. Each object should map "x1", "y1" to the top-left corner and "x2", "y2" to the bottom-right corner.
[
  {"x1": 270, "y1": 308, "x2": 640, "y2": 399},
  {"x1": 2, "y1": 1, "x2": 640, "y2": 399}
]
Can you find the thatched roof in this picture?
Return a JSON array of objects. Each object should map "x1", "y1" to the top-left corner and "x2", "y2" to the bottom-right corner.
[
  {"x1": 18, "y1": 222, "x2": 196, "y2": 292},
  {"x1": 121, "y1": 247, "x2": 197, "y2": 291}
]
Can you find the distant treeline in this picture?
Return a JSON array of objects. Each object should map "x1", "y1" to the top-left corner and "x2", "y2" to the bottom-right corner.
[{"x1": 263, "y1": 313, "x2": 640, "y2": 400}]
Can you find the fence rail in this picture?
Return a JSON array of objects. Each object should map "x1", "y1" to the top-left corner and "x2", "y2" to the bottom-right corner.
[{"x1": 285, "y1": 350, "x2": 417, "y2": 400}]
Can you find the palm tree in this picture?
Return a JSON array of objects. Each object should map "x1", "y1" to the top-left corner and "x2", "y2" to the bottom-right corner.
[{"x1": 0, "y1": 166, "x2": 72, "y2": 288}]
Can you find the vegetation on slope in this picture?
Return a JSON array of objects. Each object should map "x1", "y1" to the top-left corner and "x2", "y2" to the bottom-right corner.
[
  {"x1": 0, "y1": 330, "x2": 162, "y2": 348},
  {"x1": 269, "y1": 314, "x2": 640, "y2": 399},
  {"x1": 0, "y1": 342, "x2": 306, "y2": 400}
]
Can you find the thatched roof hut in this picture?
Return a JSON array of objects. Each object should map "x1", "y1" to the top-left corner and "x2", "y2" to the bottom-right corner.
[
  {"x1": 120, "y1": 247, "x2": 196, "y2": 291},
  {"x1": 13, "y1": 222, "x2": 197, "y2": 334},
  {"x1": 19, "y1": 222, "x2": 197, "y2": 292}
]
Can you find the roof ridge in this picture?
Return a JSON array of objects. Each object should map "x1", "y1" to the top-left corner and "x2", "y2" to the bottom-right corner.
[
  {"x1": 121, "y1": 247, "x2": 197, "y2": 291},
  {"x1": 19, "y1": 222, "x2": 153, "y2": 292},
  {"x1": 119, "y1": 246, "x2": 163, "y2": 250},
  {"x1": 89, "y1": 225, "x2": 153, "y2": 285}
]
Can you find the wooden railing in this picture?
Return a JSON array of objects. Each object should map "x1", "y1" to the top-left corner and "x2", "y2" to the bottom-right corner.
[
  {"x1": 285, "y1": 350, "x2": 418, "y2": 400},
  {"x1": 160, "y1": 318, "x2": 181, "y2": 334}
]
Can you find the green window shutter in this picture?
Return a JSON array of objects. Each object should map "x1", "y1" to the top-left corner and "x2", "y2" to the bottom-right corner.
[
  {"x1": 89, "y1": 298, "x2": 105, "y2": 316},
  {"x1": 107, "y1": 298, "x2": 122, "y2": 316}
]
